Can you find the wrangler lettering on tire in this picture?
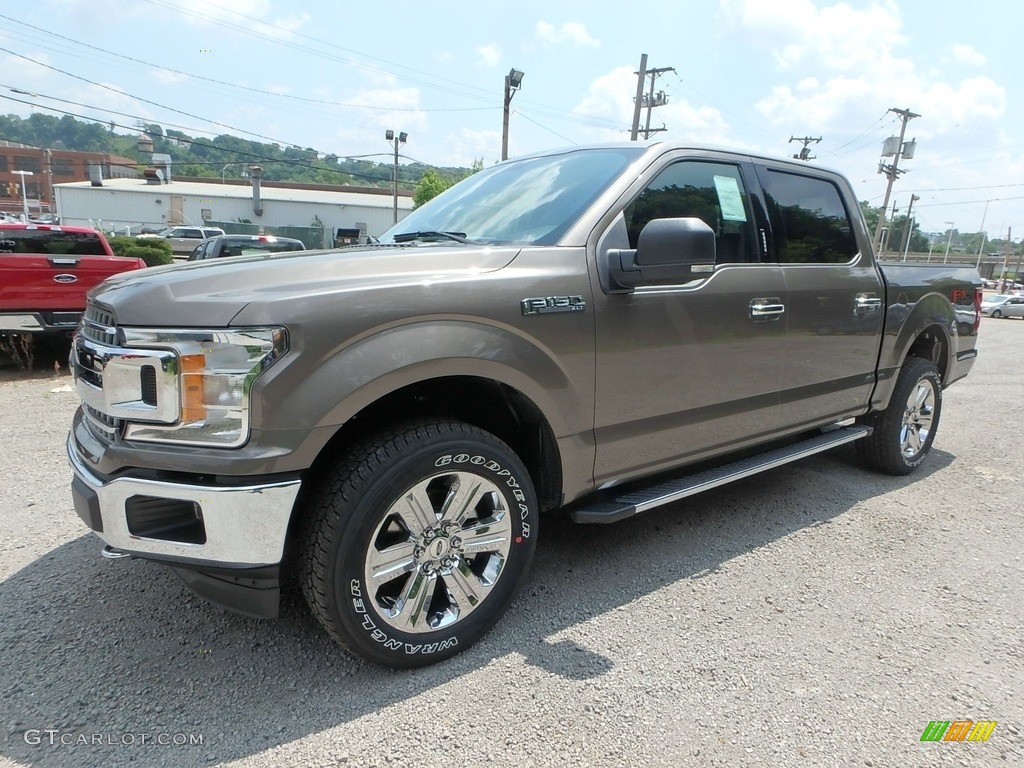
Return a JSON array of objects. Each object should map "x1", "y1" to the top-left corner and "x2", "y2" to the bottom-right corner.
[{"x1": 298, "y1": 421, "x2": 538, "y2": 668}]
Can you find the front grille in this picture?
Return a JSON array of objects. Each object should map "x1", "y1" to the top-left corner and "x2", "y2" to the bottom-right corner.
[
  {"x1": 83, "y1": 404, "x2": 123, "y2": 440},
  {"x1": 82, "y1": 303, "x2": 117, "y2": 345}
]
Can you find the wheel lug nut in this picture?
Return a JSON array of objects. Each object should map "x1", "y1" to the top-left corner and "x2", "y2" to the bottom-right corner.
[{"x1": 450, "y1": 537, "x2": 462, "y2": 548}]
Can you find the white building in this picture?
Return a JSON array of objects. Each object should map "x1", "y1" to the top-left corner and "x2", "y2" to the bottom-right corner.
[{"x1": 54, "y1": 176, "x2": 413, "y2": 245}]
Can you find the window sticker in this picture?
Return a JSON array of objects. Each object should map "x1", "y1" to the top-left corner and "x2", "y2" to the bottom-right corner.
[{"x1": 713, "y1": 175, "x2": 747, "y2": 222}]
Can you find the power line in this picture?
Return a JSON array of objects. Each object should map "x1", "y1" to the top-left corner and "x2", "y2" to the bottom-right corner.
[
  {"x1": 0, "y1": 45, "x2": 312, "y2": 148},
  {"x1": 515, "y1": 111, "x2": 578, "y2": 146},
  {"x1": 0, "y1": 13, "x2": 494, "y2": 115}
]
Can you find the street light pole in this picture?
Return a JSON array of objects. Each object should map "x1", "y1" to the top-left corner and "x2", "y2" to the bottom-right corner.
[
  {"x1": 975, "y1": 200, "x2": 990, "y2": 269},
  {"x1": 385, "y1": 130, "x2": 407, "y2": 224},
  {"x1": 943, "y1": 222, "x2": 955, "y2": 263},
  {"x1": 12, "y1": 170, "x2": 33, "y2": 221},
  {"x1": 501, "y1": 68, "x2": 524, "y2": 161}
]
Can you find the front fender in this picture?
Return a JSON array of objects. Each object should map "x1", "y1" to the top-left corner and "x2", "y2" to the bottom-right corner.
[{"x1": 256, "y1": 318, "x2": 588, "y2": 442}]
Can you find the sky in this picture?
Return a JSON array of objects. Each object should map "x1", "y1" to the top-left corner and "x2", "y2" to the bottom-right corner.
[{"x1": 1, "y1": 0, "x2": 1020, "y2": 245}]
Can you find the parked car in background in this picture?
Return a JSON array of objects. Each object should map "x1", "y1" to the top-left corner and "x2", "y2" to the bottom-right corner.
[
  {"x1": 188, "y1": 234, "x2": 306, "y2": 261},
  {"x1": 0, "y1": 223, "x2": 146, "y2": 336},
  {"x1": 136, "y1": 226, "x2": 226, "y2": 256},
  {"x1": 981, "y1": 294, "x2": 1024, "y2": 318}
]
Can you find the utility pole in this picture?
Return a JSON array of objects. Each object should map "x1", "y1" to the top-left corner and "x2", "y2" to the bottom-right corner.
[
  {"x1": 1000, "y1": 226, "x2": 1012, "y2": 286},
  {"x1": 641, "y1": 67, "x2": 674, "y2": 139},
  {"x1": 880, "y1": 200, "x2": 899, "y2": 255},
  {"x1": 629, "y1": 57, "x2": 673, "y2": 140},
  {"x1": 385, "y1": 129, "x2": 407, "y2": 224},
  {"x1": 871, "y1": 107, "x2": 920, "y2": 253},
  {"x1": 789, "y1": 136, "x2": 822, "y2": 161},
  {"x1": 44, "y1": 147, "x2": 54, "y2": 217},
  {"x1": 629, "y1": 54, "x2": 647, "y2": 141}
]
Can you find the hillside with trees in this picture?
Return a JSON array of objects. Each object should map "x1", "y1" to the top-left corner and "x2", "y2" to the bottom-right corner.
[{"x1": 0, "y1": 112, "x2": 473, "y2": 194}]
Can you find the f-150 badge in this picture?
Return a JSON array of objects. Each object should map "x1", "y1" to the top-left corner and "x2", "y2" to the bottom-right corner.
[{"x1": 521, "y1": 295, "x2": 587, "y2": 316}]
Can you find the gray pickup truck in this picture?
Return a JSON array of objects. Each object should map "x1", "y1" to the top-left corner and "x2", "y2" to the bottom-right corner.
[{"x1": 67, "y1": 143, "x2": 982, "y2": 667}]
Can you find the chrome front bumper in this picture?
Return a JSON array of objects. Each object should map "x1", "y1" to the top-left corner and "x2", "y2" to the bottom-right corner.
[{"x1": 67, "y1": 432, "x2": 301, "y2": 568}]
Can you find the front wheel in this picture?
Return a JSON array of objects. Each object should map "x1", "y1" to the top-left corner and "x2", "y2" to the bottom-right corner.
[
  {"x1": 858, "y1": 357, "x2": 942, "y2": 475},
  {"x1": 992, "y1": 309, "x2": 1003, "y2": 318},
  {"x1": 298, "y1": 421, "x2": 538, "y2": 668}
]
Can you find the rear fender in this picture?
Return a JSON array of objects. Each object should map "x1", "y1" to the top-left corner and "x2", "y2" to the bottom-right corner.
[{"x1": 872, "y1": 293, "x2": 955, "y2": 410}]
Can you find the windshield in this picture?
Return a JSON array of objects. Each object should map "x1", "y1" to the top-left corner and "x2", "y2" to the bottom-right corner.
[
  {"x1": 380, "y1": 147, "x2": 643, "y2": 246},
  {"x1": 985, "y1": 295, "x2": 1010, "y2": 304}
]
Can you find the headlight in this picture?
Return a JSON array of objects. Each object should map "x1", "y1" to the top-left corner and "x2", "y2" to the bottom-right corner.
[{"x1": 121, "y1": 327, "x2": 288, "y2": 447}]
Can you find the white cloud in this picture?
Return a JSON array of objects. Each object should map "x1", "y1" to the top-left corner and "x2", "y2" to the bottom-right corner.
[
  {"x1": 573, "y1": 67, "x2": 734, "y2": 145},
  {"x1": 477, "y1": 45, "x2": 501, "y2": 68},
  {"x1": 440, "y1": 127, "x2": 503, "y2": 167},
  {"x1": 345, "y1": 78, "x2": 428, "y2": 134},
  {"x1": 150, "y1": 69, "x2": 190, "y2": 86},
  {"x1": 720, "y1": 0, "x2": 1004, "y2": 137},
  {"x1": 722, "y1": 0, "x2": 905, "y2": 76},
  {"x1": 155, "y1": 0, "x2": 309, "y2": 40},
  {"x1": 535, "y1": 21, "x2": 600, "y2": 48},
  {"x1": 951, "y1": 44, "x2": 986, "y2": 67}
]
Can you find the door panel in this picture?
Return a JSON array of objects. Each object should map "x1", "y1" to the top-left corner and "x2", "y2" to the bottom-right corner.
[
  {"x1": 778, "y1": 262, "x2": 885, "y2": 427},
  {"x1": 593, "y1": 264, "x2": 788, "y2": 484},
  {"x1": 755, "y1": 164, "x2": 885, "y2": 427},
  {"x1": 591, "y1": 157, "x2": 789, "y2": 486}
]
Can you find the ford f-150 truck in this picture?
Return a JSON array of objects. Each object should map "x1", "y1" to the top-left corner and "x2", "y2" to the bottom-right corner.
[
  {"x1": 67, "y1": 143, "x2": 982, "y2": 667},
  {"x1": 0, "y1": 223, "x2": 146, "y2": 345}
]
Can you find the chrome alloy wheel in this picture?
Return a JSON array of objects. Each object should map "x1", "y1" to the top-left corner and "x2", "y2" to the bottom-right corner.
[
  {"x1": 362, "y1": 471, "x2": 512, "y2": 634},
  {"x1": 900, "y1": 377, "x2": 937, "y2": 459}
]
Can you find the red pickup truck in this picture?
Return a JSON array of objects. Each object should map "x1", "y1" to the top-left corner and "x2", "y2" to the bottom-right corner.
[{"x1": 0, "y1": 223, "x2": 147, "y2": 337}]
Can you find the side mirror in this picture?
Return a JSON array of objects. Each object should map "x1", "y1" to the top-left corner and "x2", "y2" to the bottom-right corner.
[{"x1": 605, "y1": 217, "x2": 716, "y2": 292}]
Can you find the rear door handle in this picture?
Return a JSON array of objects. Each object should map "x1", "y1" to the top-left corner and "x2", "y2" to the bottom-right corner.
[
  {"x1": 855, "y1": 294, "x2": 883, "y2": 315},
  {"x1": 750, "y1": 298, "x2": 785, "y2": 322}
]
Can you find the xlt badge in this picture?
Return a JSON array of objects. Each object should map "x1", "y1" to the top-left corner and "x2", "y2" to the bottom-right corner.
[{"x1": 521, "y1": 295, "x2": 586, "y2": 316}]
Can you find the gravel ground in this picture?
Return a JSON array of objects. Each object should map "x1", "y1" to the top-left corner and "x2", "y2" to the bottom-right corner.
[{"x1": 0, "y1": 318, "x2": 1021, "y2": 768}]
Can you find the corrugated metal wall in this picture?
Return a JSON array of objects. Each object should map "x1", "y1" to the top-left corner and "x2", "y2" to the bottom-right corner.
[{"x1": 55, "y1": 186, "x2": 404, "y2": 239}]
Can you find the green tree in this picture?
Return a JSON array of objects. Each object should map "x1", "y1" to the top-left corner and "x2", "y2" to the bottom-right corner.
[
  {"x1": 413, "y1": 169, "x2": 454, "y2": 207},
  {"x1": 860, "y1": 201, "x2": 880, "y2": 236}
]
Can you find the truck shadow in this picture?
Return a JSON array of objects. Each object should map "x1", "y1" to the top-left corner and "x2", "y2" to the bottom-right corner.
[{"x1": 0, "y1": 446, "x2": 953, "y2": 767}]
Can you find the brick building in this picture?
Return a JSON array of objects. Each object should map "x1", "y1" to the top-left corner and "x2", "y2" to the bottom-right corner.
[{"x1": 0, "y1": 142, "x2": 139, "y2": 217}]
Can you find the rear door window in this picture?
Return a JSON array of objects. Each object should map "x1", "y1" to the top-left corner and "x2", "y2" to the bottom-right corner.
[
  {"x1": 760, "y1": 169, "x2": 858, "y2": 264},
  {"x1": 0, "y1": 230, "x2": 107, "y2": 255}
]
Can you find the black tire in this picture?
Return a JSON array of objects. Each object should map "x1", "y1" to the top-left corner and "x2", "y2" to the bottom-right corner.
[
  {"x1": 298, "y1": 421, "x2": 538, "y2": 668},
  {"x1": 858, "y1": 357, "x2": 942, "y2": 476},
  {"x1": 992, "y1": 310, "x2": 1003, "y2": 318}
]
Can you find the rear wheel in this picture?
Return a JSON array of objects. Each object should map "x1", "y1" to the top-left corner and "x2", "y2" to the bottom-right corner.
[
  {"x1": 858, "y1": 357, "x2": 942, "y2": 475},
  {"x1": 298, "y1": 421, "x2": 538, "y2": 668}
]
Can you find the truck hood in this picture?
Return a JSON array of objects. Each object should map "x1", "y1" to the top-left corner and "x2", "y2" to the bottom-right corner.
[{"x1": 89, "y1": 244, "x2": 521, "y2": 326}]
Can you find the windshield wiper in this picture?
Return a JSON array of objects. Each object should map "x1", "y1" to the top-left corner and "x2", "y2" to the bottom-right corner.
[{"x1": 391, "y1": 230, "x2": 474, "y2": 244}]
